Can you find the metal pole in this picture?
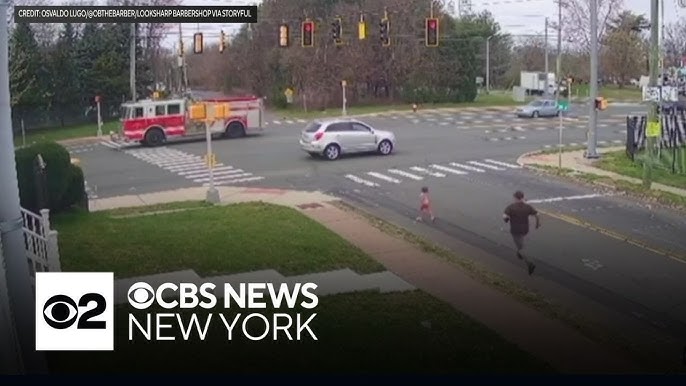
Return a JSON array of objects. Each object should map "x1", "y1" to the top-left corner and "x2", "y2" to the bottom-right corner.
[
  {"x1": 585, "y1": 0, "x2": 600, "y2": 158},
  {"x1": 557, "y1": 2, "x2": 563, "y2": 170},
  {"x1": 96, "y1": 100, "x2": 102, "y2": 137},
  {"x1": 130, "y1": 23, "x2": 136, "y2": 102},
  {"x1": 20, "y1": 119, "x2": 25, "y2": 147},
  {"x1": 0, "y1": 0, "x2": 47, "y2": 374},
  {"x1": 342, "y1": 81, "x2": 347, "y2": 116},
  {"x1": 643, "y1": 0, "x2": 660, "y2": 187},
  {"x1": 204, "y1": 116, "x2": 220, "y2": 204},
  {"x1": 486, "y1": 36, "x2": 492, "y2": 94},
  {"x1": 544, "y1": 17, "x2": 549, "y2": 96}
]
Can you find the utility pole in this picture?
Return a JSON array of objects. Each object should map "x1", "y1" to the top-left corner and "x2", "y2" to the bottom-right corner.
[
  {"x1": 130, "y1": 23, "x2": 136, "y2": 102},
  {"x1": 585, "y1": 0, "x2": 600, "y2": 158},
  {"x1": 0, "y1": 0, "x2": 47, "y2": 374},
  {"x1": 544, "y1": 17, "x2": 549, "y2": 96},
  {"x1": 178, "y1": 23, "x2": 184, "y2": 93},
  {"x1": 643, "y1": 0, "x2": 660, "y2": 187},
  {"x1": 486, "y1": 35, "x2": 493, "y2": 94},
  {"x1": 556, "y1": 1, "x2": 564, "y2": 170}
]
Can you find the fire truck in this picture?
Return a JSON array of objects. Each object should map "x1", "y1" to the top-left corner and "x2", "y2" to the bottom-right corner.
[{"x1": 111, "y1": 94, "x2": 264, "y2": 147}]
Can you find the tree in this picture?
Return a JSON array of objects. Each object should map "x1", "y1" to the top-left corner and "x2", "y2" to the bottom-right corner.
[
  {"x1": 9, "y1": 23, "x2": 45, "y2": 125},
  {"x1": 664, "y1": 19, "x2": 686, "y2": 68},
  {"x1": 602, "y1": 11, "x2": 648, "y2": 87},
  {"x1": 49, "y1": 23, "x2": 81, "y2": 126},
  {"x1": 561, "y1": 0, "x2": 625, "y2": 55}
]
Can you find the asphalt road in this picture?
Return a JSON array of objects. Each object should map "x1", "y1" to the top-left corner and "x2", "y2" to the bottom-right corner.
[{"x1": 69, "y1": 103, "x2": 686, "y2": 369}]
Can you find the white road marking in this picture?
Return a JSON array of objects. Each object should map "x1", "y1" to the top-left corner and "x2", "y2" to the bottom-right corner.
[
  {"x1": 612, "y1": 139, "x2": 623, "y2": 144},
  {"x1": 430, "y1": 164, "x2": 467, "y2": 175},
  {"x1": 543, "y1": 144, "x2": 552, "y2": 148},
  {"x1": 535, "y1": 126, "x2": 548, "y2": 130},
  {"x1": 450, "y1": 162, "x2": 485, "y2": 172},
  {"x1": 439, "y1": 121, "x2": 449, "y2": 125},
  {"x1": 367, "y1": 172, "x2": 401, "y2": 183},
  {"x1": 473, "y1": 120, "x2": 484, "y2": 124},
  {"x1": 483, "y1": 159, "x2": 521, "y2": 169},
  {"x1": 285, "y1": 120, "x2": 294, "y2": 124},
  {"x1": 518, "y1": 136, "x2": 527, "y2": 139},
  {"x1": 185, "y1": 169, "x2": 244, "y2": 180},
  {"x1": 193, "y1": 172, "x2": 253, "y2": 183},
  {"x1": 526, "y1": 193, "x2": 612, "y2": 204},
  {"x1": 177, "y1": 165, "x2": 236, "y2": 176},
  {"x1": 467, "y1": 161, "x2": 505, "y2": 170},
  {"x1": 148, "y1": 158, "x2": 202, "y2": 167},
  {"x1": 569, "y1": 142, "x2": 578, "y2": 146},
  {"x1": 387, "y1": 169, "x2": 424, "y2": 180},
  {"x1": 345, "y1": 174, "x2": 379, "y2": 187},
  {"x1": 598, "y1": 140, "x2": 607, "y2": 144},
  {"x1": 297, "y1": 119, "x2": 306, "y2": 123},
  {"x1": 504, "y1": 137, "x2": 513, "y2": 140},
  {"x1": 581, "y1": 258, "x2": 604, "y2": 271},
  {"x1": 204, "y1": 176, "x2": 264, "y2": 186},
  {"x1": 273, "y1": 120, "x2": 282, "y2": 124},
  {"x1": 166, "y1": 163, "x2": 216, "y2": 172},
  {"x1": 512, "y1": 126, "x2": 525, "y2": 131},
  {"x1": 409, "y1": 166, "x2": 446, "y2": 177}
]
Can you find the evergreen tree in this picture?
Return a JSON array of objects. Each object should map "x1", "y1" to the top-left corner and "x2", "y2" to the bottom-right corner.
[
  {"x1": 9, "y1": 23, "x2": 44, "y2": 124},
  {"x1": 49, "y1": 23, "x2": 81, "y2": 126}
]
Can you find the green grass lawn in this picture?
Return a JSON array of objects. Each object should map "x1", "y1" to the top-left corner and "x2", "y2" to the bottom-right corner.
[
  {"x1": 55, "y1": 202, "x2": 384, "y2": 278},
  {"x1": 48, "y1": 290, "x2": 553, "y2": 373},
  {"x1": 571, "y1": 84, "x2": 642, "y2": 101},
  {"x1": 273, "y1": 92, "x2": 525, "y2": 119},
  {"x1": 49, "y1": 201, "x2": 554, "y2": 373},
  {"x1": 595, "y1": 150, "x2": 686, "y2": 190},
  {"x1": 14, "y1": 120, "x2": 119, "y2": 146}
]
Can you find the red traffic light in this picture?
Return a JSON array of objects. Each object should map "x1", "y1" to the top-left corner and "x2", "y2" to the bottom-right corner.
[
  {"x1": 428, "y1": 20, "x2": 436, "y2": 29},
  {"x1": 304, "y1": 22, "x2": 312, "y2": 32}
]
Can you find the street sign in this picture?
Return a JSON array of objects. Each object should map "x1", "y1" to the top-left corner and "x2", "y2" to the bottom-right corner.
[
  {"x1": 646, "y1": 121, "x2": 661, "y2": 137},
  {"x1": 284, "y1": 88, "x2": 294, "y2": 104},
  {"x1": 557, "y1": 100, "x2": 569, "y2": 111},
  {"x1": 642, "y1": 86, "x2": 678, "y2": 102}
]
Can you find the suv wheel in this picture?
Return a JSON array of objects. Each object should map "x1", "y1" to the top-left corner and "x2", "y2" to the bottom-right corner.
[{"x1": 324, "y1": 144, "x2": 340, "y2": 160}]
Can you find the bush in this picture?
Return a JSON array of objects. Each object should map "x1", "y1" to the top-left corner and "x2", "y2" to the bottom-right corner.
[
  {"x1": 61, "y1": 164, "x2": 88, "y2": 211},
  {"x1": 14, "y1": 141, "x2": 85, "y2": 213}
]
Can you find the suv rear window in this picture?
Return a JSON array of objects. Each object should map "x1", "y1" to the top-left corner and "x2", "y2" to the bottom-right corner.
[{"x1": 304, "y1": 122, "x2": 321, "y2": 132}]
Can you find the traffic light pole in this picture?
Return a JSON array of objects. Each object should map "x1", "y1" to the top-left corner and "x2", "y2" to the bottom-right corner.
[
  {"x1": 585, "y1": 0, "x2": 600, "y2": 159},
  {"x1": 205, "y1": 118, "x2": 220, "y2": 204},
  {"x1": 0, "y1": 0, "x2": 48, "y2": 374},
  {"x1": 643, "y1": 0, "x2": 660, "y2": 188},
  {"x1": 556, "y1": 1, "x2": 563, "y2": 171}
]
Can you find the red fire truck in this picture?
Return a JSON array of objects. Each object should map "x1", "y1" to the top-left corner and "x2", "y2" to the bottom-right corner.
[{"x1": 111, "y1": 94, "x2": 264, "y2": 147}]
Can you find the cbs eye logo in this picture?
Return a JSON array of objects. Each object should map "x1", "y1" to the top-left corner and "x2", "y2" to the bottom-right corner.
[
  {"x1": 127, "y1": 282, "x2": 155, "y2": 310},
  {"x1": 42, "y1": 293, "x2": 107, "y2": 330}
]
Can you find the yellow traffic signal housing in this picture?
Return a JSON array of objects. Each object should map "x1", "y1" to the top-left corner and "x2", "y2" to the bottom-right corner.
[
  {"x1": 219, "y1": 30, "x2": 226, "y2": 53},
  {"x1": 279, "y1": 24, "x2": 289, "y2": 47},
  {"x1": 302, "y1": 21, "x2": 314, "y2": 47},
  {"x1": 358, "y1": 21, "x2": 367, "y2": 39},
  {"x1": 425, "y1": 18, "x2": 439, "y2": 47},
  {"x1": 595, "y1": 97, "x2": 608, "y2": 111},
  {"x1": 193, "y1": 32, "x2": 203, "y2": 54},
  {"x1": 189, "y1": 103, "x2": 207, "y2": 120}
]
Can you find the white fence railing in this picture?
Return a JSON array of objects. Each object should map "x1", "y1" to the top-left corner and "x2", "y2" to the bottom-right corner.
[{"x1": 20, "y1": 208, "x2": 61, "y2": 291}]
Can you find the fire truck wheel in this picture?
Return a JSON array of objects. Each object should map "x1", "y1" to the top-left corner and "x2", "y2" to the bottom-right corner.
[
  {"x1": 225, "y1": 122, "x2": 246, "y2": 139},
  {"x1": 144, "y1": 128, "x2": 165, "y2": 147}
]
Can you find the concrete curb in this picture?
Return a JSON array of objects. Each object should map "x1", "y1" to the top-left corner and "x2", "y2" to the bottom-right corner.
[
  {"x1": 515, "y1": 149, "x2": 546, "y2": 168},
  {"x1": 57, "y1": 136, "x2": 105, "y2": 146}
]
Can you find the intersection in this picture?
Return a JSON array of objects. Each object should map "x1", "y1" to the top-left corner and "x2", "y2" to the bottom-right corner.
[{"x1": 66, "y1": 103, "x2": 686, "y2": 366}]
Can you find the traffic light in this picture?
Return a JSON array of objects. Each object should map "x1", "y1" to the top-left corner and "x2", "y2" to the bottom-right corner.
[
  {"x1": 219, "y1": 30, "x2": 226, "y2": 53},
  {"x1": 594, "y1": 97, "x2": 608, "y2": 111},
  {"x1": 302, "y1": 20, "x2": 314, "y2": 47},
  {"x1": 279, "y1": 24, "x2": 289, "y2": 47},
  {"x1": 425, "y1": 18, "x2": 439, "y2": 47},
  {"x1": 331, "y1": 17, "x2": 343, "y2": 45},
  {"x1": 379, "y1": 18, "x2": 390, "y2": 46},
  {"x1": 193, "y1": 32, "x2": 203, "y2": 54},
  {"x1": 358, "y1": 20, "x2": 367, "y2": 40}
]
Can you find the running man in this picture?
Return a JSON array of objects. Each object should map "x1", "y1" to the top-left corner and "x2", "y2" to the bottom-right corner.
[{"x1": 503, "y1": 190, "x2": 540, "y2": 275}]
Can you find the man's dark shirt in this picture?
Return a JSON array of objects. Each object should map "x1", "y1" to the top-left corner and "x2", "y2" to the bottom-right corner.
[{"x1": 504, "y1": 202, "x2": 537, "y2": 235}]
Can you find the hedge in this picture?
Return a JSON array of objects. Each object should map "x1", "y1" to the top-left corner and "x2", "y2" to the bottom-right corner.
[{"x1": 14, "y1": 142, "x2": 87, "y2": 213}]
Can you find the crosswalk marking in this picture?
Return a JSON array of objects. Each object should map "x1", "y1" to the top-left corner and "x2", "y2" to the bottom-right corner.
[
  {"x1": 449, "y1": 162, "x2": 485, "y2": 172},
  {"x1": 193, "y1": 172, "x2": 253, "y2": 183},
  {"x1": 467, "y1": 161, "x2": 505, "y2": 171},
  {"x1": 345, "y1": 174, "x2": 379, "y2": 187},
  {"x1": 177, "y1": 165, "x2": 234, "y2": 175},
  {"x1": 410, "y1": 166, "x2": 446, "y2": 177},
  {"x1": 430, "y1": 164, "x2": 467, "y2": 175},
  {"x1": 483, "y1": 159, "x2": 521, "y2": 169},
  {"x1": 388, "y1": 169, "x2": 424, "y2": 180},
  {"x1": 203, "y1": 176, "x2": 265, "y2": 187},
  {"x1": 169, "y1": 163, "x2": 220, "y2": 172},
  {"x1": 185, "y1": 169, "x2": 244, "y2": 180},
  {"x1": 367, "y1": 172, "x2": 402, "y2": 183}
]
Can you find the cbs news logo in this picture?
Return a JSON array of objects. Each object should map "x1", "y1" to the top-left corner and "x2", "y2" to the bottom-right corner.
[{"x1": 35, "y1": 272, "x2": 114, "y2": 351}]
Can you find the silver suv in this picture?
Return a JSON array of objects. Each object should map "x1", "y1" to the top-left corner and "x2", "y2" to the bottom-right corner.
[{"x1": 299, "y1": 118, "x2": 396, "y2": 160}]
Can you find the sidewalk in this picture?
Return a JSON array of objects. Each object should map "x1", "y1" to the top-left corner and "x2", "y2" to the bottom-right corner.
[
  {"x1": 90, "y1": 186, "x2": 641, "y2": 373},
  {"x1": 517, "y1": 147, "x2": 686, "y2": 198}
]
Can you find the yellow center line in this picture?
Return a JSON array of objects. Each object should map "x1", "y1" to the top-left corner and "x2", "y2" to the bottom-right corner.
[{"x1": 538, "y1": 208, "x2": 686, "y2": 264}]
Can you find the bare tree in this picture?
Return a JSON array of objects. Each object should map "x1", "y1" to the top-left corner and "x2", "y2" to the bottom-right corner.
[
  {"x1": 561, "y1": 0, "x2": 625, "y2": 54},
  {"x1": 664, "y1": 19, "x2": 686, "y2": 68}
]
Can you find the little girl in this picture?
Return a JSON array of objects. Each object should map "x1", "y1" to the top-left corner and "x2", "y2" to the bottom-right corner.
[{"x1": 416, "y1": 186, "x2": 435, "y2": 223}]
